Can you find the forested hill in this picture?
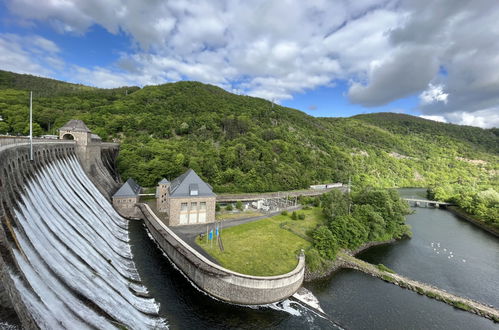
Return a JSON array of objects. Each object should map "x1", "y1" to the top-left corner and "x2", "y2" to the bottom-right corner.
[
  {"x1": 354, "y1": 113, "x2": 499, "y2": 154},
  {"x1": 0, "y1": 70, "x2": 497, "y2": 192}
]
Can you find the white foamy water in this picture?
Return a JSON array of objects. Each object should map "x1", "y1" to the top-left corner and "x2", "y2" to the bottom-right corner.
[{"x1": 10, "y1": 155, "x2": 166, "y2": 329}]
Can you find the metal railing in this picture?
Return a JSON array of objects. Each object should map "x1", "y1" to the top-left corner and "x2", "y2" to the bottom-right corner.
[{"x1": 0, "y1": 136, "x2": 75, "y2": 149}]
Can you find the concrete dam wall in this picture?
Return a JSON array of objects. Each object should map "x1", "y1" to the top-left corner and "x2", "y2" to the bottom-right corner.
[
  {"x1": 0, "y1": 142, "x2": 165, "y2": 328},
  {"x1": 139, "y1": 203, "x2": 305, "y2": 305}
]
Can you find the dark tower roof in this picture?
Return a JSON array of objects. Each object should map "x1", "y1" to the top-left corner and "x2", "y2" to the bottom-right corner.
[
  {"x1": 113, "y1": 178, "x2": 141, "y2": 198},
  {"x1": 169, "y1": 169, "x2": 215, "y2": 197},
  {"x1": 59, "y1": 119, "x2": 91, "y2": 133},
  {"x1": 158, "y1": 178, "x2": 170, "y2": 185}
]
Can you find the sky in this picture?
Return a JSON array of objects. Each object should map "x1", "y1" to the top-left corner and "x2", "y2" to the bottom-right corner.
[{"x1": 0, "y1": 0, "x2": 498, "y2": 128}]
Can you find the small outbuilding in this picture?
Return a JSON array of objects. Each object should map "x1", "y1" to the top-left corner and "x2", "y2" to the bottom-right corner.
[{"x1": 112, "y1": 178, "x2": 141, "y2": 218}]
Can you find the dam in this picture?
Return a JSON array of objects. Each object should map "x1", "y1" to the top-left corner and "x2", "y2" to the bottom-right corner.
[{"x1": 0, "y1": 123, "x2": 165, "y2": 328}]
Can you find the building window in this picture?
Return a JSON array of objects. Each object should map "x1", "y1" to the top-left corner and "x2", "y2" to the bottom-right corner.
[
  {"x1": 181, "y1": 203, "x2": 188, "y2": 211},
  {"x1": 191, "y1": 202, "x2": 197, "y2": 210},
  {"x1": 200, "y1": 202, "x2": 206, "y2": 211}
]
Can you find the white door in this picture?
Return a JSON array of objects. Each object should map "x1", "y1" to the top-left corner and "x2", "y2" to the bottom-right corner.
[
  {"x1": 189, "y1": 212, "x2": 197, "y2": 224},
  {"x1": 180, "y1": 213, "x2": 188, "y2": 225},
  {"x1": 198, "y1": 212, "x2": 206, "y2": 223}
]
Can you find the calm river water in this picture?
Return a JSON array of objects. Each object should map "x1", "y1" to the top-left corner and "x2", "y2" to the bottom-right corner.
[{"x1": 127, "y1": 188, "x2": 498, "y2": 329}]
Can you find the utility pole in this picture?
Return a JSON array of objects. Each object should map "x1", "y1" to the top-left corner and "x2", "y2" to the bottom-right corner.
[
  {"x1": 348, "y1": 176, "x2": 352, "y2": 215},
  {"x1": 29, "y1": 91, "x2": 33, "y2": 161}
]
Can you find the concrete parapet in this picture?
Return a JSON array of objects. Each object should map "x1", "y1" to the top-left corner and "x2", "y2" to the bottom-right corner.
[{"x1": 138, "y1": 203, "x2": 305, "y2": 305}]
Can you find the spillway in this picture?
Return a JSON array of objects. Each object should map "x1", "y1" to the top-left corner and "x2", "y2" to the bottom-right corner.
[{"x1": 2, "y1": 153, "x2": 166, "y2": 328}]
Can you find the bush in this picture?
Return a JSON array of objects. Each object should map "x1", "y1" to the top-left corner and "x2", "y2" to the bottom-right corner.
[
  {"x1": 302, "y1": 206, "x2": 311, "y2": 210},
  {"x1": 215, "y1": 204, "x2": 221, "y2": 212},
  {"x1": 281, "y1": 210, "x2": 288, "y2": 216},
  {"x1": 291, "y1": 211, "x2": 298, "y2": 220},
  {"x1": 236, "y1": 200, "x2": 243, "y2": 211},
  {"x1": 225, "y1": 204, "x2": 233, "y2": 211},
  {"x1": 298, "y1": 213, "x2": 306, "y2": 220},
  {"x1": 377, "y1": 263, "x2": 395, "y2": 273},
  {"x1": 305, "y1": 248, "x2": 327, "y2": 272}
]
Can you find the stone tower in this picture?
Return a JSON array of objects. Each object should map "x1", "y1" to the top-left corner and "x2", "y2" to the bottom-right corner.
[
  {"x1": 59, "y1": 120, "x2": 102, "y2": 172},
  {"x1": 156, "y1": 178, "x2": 170, "y2": 212},
  {"x1": 59, "y1": 119, "x2": 92, "y2": 145}
]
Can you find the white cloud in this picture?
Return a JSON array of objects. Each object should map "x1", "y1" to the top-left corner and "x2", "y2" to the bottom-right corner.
[
  {"x1": 420, "y1": 115, "x2": 447, "y2": 123},
  {"x1": 444, "y1": 109, "x2": 499, "y2": 129},
  {"x1": 3, "y1": 0, "x2": 499, "y2": 127},
  {"x1": 419, "y1": 84, "x2": 448, "y2": 105},
  {"x1": 0, "y1": 34, "x2": 62, "y2": 76}
]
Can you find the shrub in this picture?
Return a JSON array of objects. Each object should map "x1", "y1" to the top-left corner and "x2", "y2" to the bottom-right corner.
[
  {"x1": 281, "y1": 210, "x2": 288, "y2": 216},
  {"x1": 305, "y1": 248, "x2": 327, "y2": 272},
  {"x1": 215, "y1": 204, "x2": 221, "y2": 212},
  {"x1": 291, "y1": 211, "x2": 298, "y2": 220},
  {"x1": 298, "y1": 213, "x2": 306, "y2": 220},
  {"x1": 225, "y1": 204, "x2": 233, "y2": 211},
  {"x1": 377, "y1": 263, "x2": 395, "y2": 274},
  {"x1": 236, "y1": 200, "x2": 243, "y2": 211}
]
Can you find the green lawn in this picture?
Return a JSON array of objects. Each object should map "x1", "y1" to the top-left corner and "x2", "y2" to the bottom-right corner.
[{"x1": 196, "y1": 207, "x2": 325, "y2": 276}]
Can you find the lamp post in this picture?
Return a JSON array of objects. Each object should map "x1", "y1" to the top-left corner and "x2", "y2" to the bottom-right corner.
[{"x1": 29, "y1": 91, "x2": 33, "y2": 161}]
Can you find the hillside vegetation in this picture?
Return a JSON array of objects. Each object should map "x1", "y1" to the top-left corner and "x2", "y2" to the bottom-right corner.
[{"x1": 0, "y1": 70, "x2": 497, "y2": 193}]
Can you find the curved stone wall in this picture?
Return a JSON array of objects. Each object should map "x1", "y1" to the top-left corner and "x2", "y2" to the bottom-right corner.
[{"x1": 138, "y1": 203, "x2": 305, "y2": 305}]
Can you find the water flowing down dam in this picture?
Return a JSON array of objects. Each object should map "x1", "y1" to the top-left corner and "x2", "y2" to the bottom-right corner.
[{"x1": 0, "y1": 142, "x2": 165, "y2": 328}]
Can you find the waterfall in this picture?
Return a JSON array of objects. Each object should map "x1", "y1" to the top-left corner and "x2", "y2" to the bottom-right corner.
[{"x1": 10, "y1": 155, "x2": 166, "y2": 329}]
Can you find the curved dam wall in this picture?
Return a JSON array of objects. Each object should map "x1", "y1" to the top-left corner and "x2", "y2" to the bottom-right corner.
[
  {"x1": 0, "y1": 141, "x2": 165, "y2": 329},
  {"x1": 138, "y1": 203, "x2": 305, "y2": 305}
]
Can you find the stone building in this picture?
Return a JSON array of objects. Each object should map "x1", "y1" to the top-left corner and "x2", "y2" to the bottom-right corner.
[
  {"x1": 156, "y1": 169, "x2": 216, "y2": 226},
  {"x1": 112, "y1": 178, "x2": 141, "y2": 218}
]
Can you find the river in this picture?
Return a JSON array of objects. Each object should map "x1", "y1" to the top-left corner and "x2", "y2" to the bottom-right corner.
[{"x1": 126, "y1": 188, "x2": 498, "y2": 329}]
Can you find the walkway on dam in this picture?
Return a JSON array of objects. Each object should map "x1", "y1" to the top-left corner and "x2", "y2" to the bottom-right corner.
[{"x1": 338, "y1": 252, "x2": 499, "y2": 322}]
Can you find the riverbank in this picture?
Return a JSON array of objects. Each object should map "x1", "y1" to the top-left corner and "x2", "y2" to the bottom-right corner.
[
  {"x1": 304, "y1": 238, "x2": 398, "y2": 282},
  {"x1": 447, "y1": 206, "x2": 499, "y2": 237}
]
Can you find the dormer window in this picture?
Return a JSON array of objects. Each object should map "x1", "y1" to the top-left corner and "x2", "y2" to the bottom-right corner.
[{"x1": 189, "y1": 183, "x2": 199, "y2": 196}]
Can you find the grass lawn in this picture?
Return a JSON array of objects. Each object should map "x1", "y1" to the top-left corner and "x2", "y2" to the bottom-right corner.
[{"x1": 196, "y1": 207, "x2": 325, "y2": 276}]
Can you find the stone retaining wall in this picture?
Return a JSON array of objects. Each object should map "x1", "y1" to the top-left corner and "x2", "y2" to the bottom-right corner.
[{"x1": 138, "y1": 203, "x2": 305, "y2": 305}]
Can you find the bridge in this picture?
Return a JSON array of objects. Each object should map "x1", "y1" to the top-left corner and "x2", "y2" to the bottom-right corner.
[{"x1": 404, "y1": 198, "x2": 454, "y2": 208}]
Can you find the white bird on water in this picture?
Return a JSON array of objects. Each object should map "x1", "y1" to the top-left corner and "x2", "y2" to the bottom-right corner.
[
  {"x1": 443, "y1": 248, "x2": 447, "y2": 252},
  {"x1": 462, "y1": 259, "x2": 466, "y2": 263}
]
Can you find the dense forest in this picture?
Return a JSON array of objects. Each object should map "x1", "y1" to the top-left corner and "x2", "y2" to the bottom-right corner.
[
  {"x1": 306, "y1": 189, "x2": 412, "y2": 271},
  {"x1": 0, "y1": 70, "x2": 497, "y2": 195}
]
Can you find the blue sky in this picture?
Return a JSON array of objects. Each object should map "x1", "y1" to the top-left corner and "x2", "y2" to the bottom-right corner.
[{"x1": 0, "y1": 0, "x2": 498, "y2": 127}]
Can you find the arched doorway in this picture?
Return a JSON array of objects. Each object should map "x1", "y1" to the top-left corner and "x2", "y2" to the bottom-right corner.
[{"x1": 62, "y1": 133, "x2": 75, "y2": 140}]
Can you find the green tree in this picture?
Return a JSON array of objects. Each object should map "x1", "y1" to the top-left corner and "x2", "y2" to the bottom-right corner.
[{"x1": 312, "y1": 226, "x2": 338, "y2": 259}]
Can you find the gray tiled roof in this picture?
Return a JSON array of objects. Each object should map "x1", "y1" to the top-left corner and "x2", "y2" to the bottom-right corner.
[
  {"x1": 158, "y1": 178, "x2": 169, "y2": 184},
  {"x1": 113, "y1": 178, "x2": 141, "y2": 198},
  {"x1": 169, "y1": 169, "x2": 215, "y2": 197},
  {"x1": 59, "y1": 119, "x2": 91, "y2": 132}
]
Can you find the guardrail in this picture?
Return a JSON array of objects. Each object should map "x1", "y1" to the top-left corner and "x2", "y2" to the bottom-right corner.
[{"x1": 0, "y1": 136, "x2": 75, "y2": 148}]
